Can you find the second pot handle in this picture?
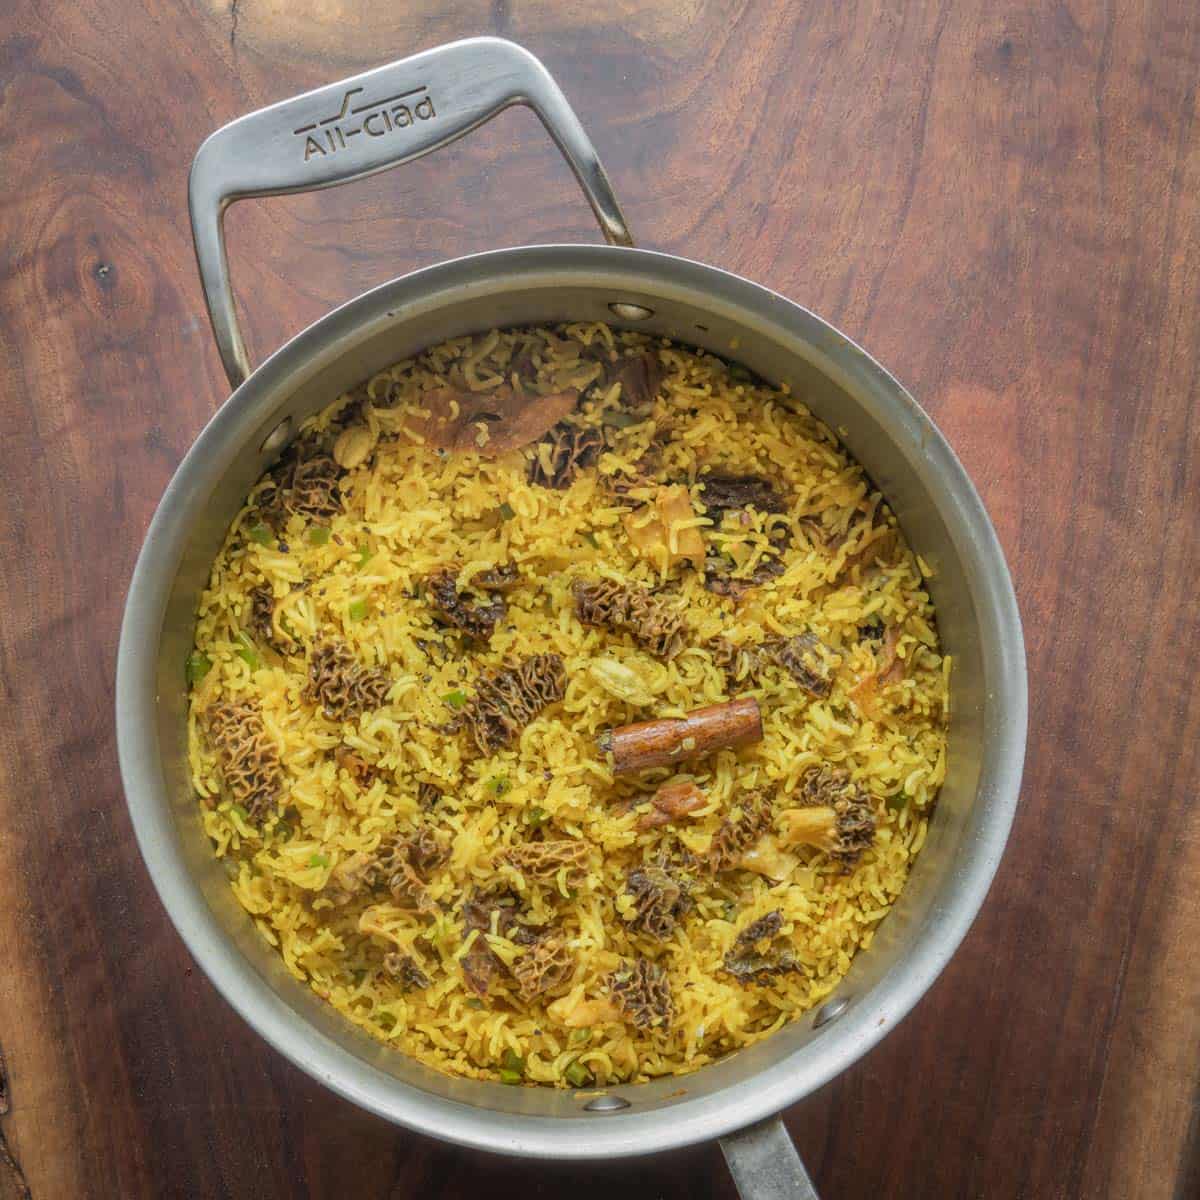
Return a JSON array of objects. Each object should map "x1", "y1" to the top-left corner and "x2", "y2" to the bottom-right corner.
[
  {"x1": 189, "y1": 36, "x2": 634, "y2": 389},
  {"x1": 720, "y1": 1115, "x2": 820, "y2": 1200}
]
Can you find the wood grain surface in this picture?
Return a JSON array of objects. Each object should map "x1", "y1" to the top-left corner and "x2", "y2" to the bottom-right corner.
[{"x1": 1, "y1": 1, "x2": 1198, "y2": 1196}]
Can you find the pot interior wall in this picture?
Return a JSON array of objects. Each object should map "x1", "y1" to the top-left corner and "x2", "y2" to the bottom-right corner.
[{"x1": 143, "y1": 250, "x2": 1008, "y2": 1132}]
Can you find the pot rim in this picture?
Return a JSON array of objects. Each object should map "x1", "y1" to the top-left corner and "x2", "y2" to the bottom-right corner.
[{"x1": 117, "y1": 243, "x2": 1027, "y2": 1158}]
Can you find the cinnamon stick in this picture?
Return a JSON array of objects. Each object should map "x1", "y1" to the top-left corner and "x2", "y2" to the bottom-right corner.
[{"x1": 598, "y1": 697, "x2": 763, "y2": 775}]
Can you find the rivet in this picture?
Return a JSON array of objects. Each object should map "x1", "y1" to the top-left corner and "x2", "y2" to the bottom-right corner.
[
  {"x1": 584, "y1": 1095, "x2": 631, "y2": 1113},
  {"x1": 260, "y1": 416, "x2": 293, "y2": 456},
  {"x1": 813, "y1": 997, "x2": 850, "y2": 1029},
  {"x1": 608, "y1": 302, "x2": 654, "y2": 321}
]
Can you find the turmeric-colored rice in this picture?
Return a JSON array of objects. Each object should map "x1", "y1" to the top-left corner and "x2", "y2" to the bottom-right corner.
[{"x1": 186, "y1": 323, "x2": 948, "y2": 1087}]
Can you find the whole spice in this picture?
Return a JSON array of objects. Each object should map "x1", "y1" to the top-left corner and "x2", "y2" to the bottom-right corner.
[{"x1": 598, "y1": 697, "x2": 763, "y2": 775}]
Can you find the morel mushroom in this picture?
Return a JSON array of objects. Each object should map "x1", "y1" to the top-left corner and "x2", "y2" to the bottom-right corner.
[
  {"x1": 528, "y1": 422, "x2": 604, "y2": 489},
  {"x1": 511, "y1": 931, "x2": 575, "y2": 1002},
  {"x1": 426, "y1": 567, "x2": 506, "y2": 642},
  {"x1": 697, "y1": 472, "x2": 787, "y2": 518},
  {"x1": 573, "y1": 578, "x2": 687, "y2": 660},
  {"x1": 417, "y1": 780, "x2": 443, "y2": 809},
  {"x1": 204, "y1": 700, "x2": 283, "y2": 824},
  {"x1": 607, "y1": 958, "x2": 673, "y2": 1030},
  {"x1": 622, "y1": 865, "x2": 691, "y2": 940},
  {"x1": 305, "y1": 641, "x2": 392, "y2": 721},
  {"x1": 458, "y1": 654, "x2": 567, "y2": 755},
  {"x1": 468, "y1": 561, "x2": 522, "y2": 593},
  {"x1": 253, "y1": 451, "x2": 344, "y2": 531},
  {"x1": 334, "y1": 744, "x2": 377, "y2": 788},
  {"x1": 248, "y1": 585, "x2": 288, "y2": 650},
  {"x1": 763, "y1": 632, "x2": 833, "y2": 698},
  {"x1": 703, "y1": 551, "x2": 787, "y2": 600},
  {"x1": 707, "y1": 631, "x2": 833, "y2": 697},
  {"x1": 706, "y1": 791, "x2": 775, "y2": 874},
  {"x1": 502, "y1": 839, "x2": 589, "y2": 883},
  {"x1": 384, "y1": 952, "x2": 432, "y2": 992},
  {"x1": 459, "y1": 889, "x2": 525, "y2": 996},
  {"x1": 722, "y1": 910, "x2": 804, "y2": 984},
  {"x1": 606, "y1": 350, "x2": 665, "y2": 407},
  {"x1": 369, "y1": 825, "x2": 451, "y2": 912},
  {"x1": 778, "y1": 767, "x2": 876, "y2": 867}
]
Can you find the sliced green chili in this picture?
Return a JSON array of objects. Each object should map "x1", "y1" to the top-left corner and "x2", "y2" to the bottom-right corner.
[
  {"x1": 185, "y1": 651, "x2": 212, "y2": 685},
  {"x1": 247, "y1": 522, "x2": 273, "y2": 545},
  {"x1": 348, "y1": 599, "x2": 368, "y2": 622},
  {"x1": 497, "y1": 501, "x2": 516, "y2": 522},
  {"x1": 308, "y1": 525, "x2": 331, "y2": 545},
  {"x1": 235, "y1": 631, "x2": 261, "y2": 671},
  {"x1": 308, "y1": 853, "x2": 330, "y2": 868},
  {"x1": 563, "y1": 1060, "x2": 591, "y2": 1088},
  {"x1": 442, "y1": 689, "x2": 468, "y2": 709},
  {"x1": 602, "y1": 410, "x2": 638, "y2": 428}
]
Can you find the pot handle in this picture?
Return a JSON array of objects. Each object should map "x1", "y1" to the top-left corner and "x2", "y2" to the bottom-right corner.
[
  {"x1": 189, "y1": 36, "x2": 634, "y2": 389},
  {"x1": 720, "y1": 1115, "x2": 820, "y2": 1200}
]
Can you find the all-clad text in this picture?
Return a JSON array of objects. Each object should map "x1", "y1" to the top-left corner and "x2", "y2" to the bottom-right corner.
[{"x1": 293, "y1": 84, "x2": 437, "y2": 161}]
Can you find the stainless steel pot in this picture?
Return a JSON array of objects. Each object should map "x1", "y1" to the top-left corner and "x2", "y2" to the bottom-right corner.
[{"x1": 116, "y1": 38, "x2": 1026, "y2": 1199}]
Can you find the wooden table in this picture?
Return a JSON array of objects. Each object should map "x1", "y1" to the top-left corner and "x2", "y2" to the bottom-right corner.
[{"x1": 2, "y1": 1, "x2": 1197, "y2": 1196}]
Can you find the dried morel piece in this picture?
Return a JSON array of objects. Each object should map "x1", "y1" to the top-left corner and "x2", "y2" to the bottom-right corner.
[
  {"x1": 697, "y1": 473, "x2": 787, "y2": 518},
  {"x1": 248, "y1": 585, "x2": 286, "y2": 650},
  {"x1": 606, "y1": 350, "x2": 665, "y2": 407},
  {"x1": 460, "y1": 888, "x2": 525, "y2": 996},
  {"x1": 708, "y1": 635, "x2": 758, "y2": 683},
  {"x1": 305, "y1": 641, "x2": 392, "y2": 721},
  {"x1": 763, "y1": 632, "x2": 833, "y2": 698},
  {"x1": 608, "y1": 958, "x2": 673, "y2": 1030},
  {"x1": 469, "y1": 561, "x2": 522, "y2": 593},
  {"x1": 378, "y1": 826, "x2": 451, "y2": 910},
  {"x1": 384, "y1": 952, "x2": 432, "y2": 992},
  {"x1": 503, "y1": 839, "x2": 589, "y2": 883},
  {"x1": 603, "y1": 447, "x2": 662, "y2": 498},
  {"x1": 528, "y1": 422, "x2": 604, "y2": 489},
  {"x1": 779, "y1": 767, "x2": 876, "y2": 868},
  {"x1": 325, "y1": 850, "x2": 378, "y2": 904},
  {"x1": 573, "y1": 578, "x2": 687, "y2": 660},
  {"x1": 722, "y1": 909, "x2": 804, "y2": 984},
  {"x1": 256, "y1": 452, "x2": 344, "y2": 531},
  {"x1": 205, "y1": 701, "x2": 282, "y2": 823},
  {"x1": 735, "y1": 909, "x2": 784, "y2": 945},
  {"x1": 417, "y1": 781, "x2": 443, "y2": 809},
  {"x1": 426, "y1": 567, "x2": 506, "y2": 642},
  {"x1": 511, "y1": 931, "x2": 575, "y2": 1002},
  {"x1": 622, "y1": 865, "x2": 691, "y2": 940},
  {"x1": 707, "y1": 631, "x2": 833, "y2": 697},
  {"x1": 334, "y1": 744, "x2": 377, "y2": 788},
  {"x1": 706, "y1": 792, "x2": 774, "y2": 874},
  {"x1": 703, "y1": 551, "x2": 787, "y2": 600},
  {"x1": 459, "y1": 654, "x2": 566, "y2": 756}
]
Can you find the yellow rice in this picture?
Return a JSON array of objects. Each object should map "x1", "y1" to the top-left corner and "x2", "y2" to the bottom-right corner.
[{"x1": 186, "y1": 323, "x2": 948, "y2": 1087}]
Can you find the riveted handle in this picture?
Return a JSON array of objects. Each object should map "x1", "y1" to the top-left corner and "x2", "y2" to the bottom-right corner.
[
  {"x1": 720, "y1": 1116, "x2": 820, "y2": 1200},
  {"x1": 189, "y1": 36, "x2": 634, "y2": 389}
]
